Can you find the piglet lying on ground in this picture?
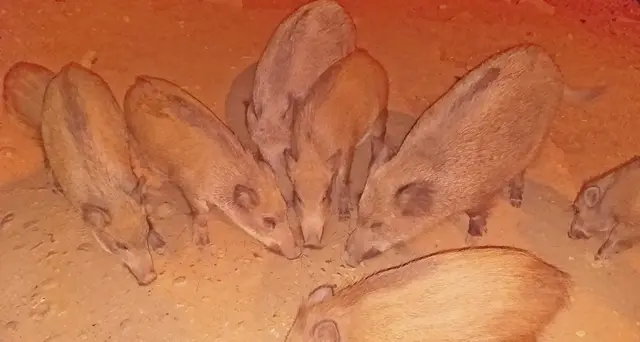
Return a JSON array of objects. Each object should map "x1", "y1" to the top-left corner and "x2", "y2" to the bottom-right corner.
[
  {"x1": 124, "y1": 76, "x2": 302, "y2": 259},
  {"x1": 568, "y1": 155, "x2": 640, "y2": 260},
  {"x1": 286, "y1": 246, "x2": 571, "y2": 342}
]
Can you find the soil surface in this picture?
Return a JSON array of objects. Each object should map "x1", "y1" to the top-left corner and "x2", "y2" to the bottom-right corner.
[{"x1": 1, "y1": 0, "x2": 639, "y2": 341}]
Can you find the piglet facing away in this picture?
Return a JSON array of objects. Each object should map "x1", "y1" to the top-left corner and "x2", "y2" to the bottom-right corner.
[
  {"x1": 285, "y1": 49, "x2": 389, "y2": 247},
  {"x1": 246, "y1": 0, "x2": 356, "y2": 201},
  {"x1": 285, "y1": 246, "x2": 571, "y2": 342},
  {"x1": 568, "y1": 156, "x2": 640, "y2": 260},
  {"x1": 344, "y1": 44, "x2": 605, "y2": 267},
  {"x1": 123, "y1": 76, "x2": 302, "y2": 260},
  {"x1": 41, "y1": 63, "x2": 161, "y2": 285},
  {"x1": 3, "y1": 62, "x2": 55, "y2": 139}
]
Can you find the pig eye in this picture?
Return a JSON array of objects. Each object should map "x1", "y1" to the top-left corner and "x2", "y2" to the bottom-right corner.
[
  {"x1": 115, "y1": 241, "x2": 129, "y2": 250},
  {"x1": 321, "y1": 187, "x2": 331, "y2": 203},
  {"x1": 263, "y1": 217, "x2": 276, "y2": 230},
  {"x1": 370, "y1": 222, "x2": 383, "y2": 231}
]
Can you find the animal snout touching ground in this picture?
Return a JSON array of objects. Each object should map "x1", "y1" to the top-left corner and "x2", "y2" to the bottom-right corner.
[{"x1": 567, "y1": 227, "x2": 590, "y2": 240}]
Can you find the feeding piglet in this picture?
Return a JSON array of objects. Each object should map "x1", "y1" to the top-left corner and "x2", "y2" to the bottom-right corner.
[
  {"x1": 344, "y1": 44, "x2": 605, "y2": 267},
  {"x1": 568, "y1": 156, "x2": 640, "y2": 260},
  {"x1": 41, "y1": 63, "x2": 163, "y2": 285},
  {"x1": 285, "y1": 49, "x2": 388, "y2": 247},
  {"x1": 246, "y1": 0, "x2": 356, "y2": 202},
  {"x1": 124, "y1": 75, "x2": 302, "y2": 259},
  {"x1": 285, "y1": 246, "x2": 571, "y2": 342}
]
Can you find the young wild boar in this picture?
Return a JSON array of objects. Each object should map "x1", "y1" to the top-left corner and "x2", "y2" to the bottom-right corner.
[
  {"x1": 3, "y1": 62, "x2": 55, "y2": 138},
  {"x1": 41, "y1": 63, "x2": 162, "y2": 285},
  {"x1": 285, "y1": 246, "x2": 571, "y2": 342},
  {"x1": 245, "y1": 0, "x2": 356, "y2": 202},
  {"x1": 285, "y1": 49, "x2": 389, "y2": 247},
  {"x1": 344, "y1": 44, "x2": 604, "y2": 267},
  {"x1": 568, "y1": 156, "x2": 640, "y2": 260},
  {"x1": 124, "y1": 76, "x2": 302, "y2": 259}
]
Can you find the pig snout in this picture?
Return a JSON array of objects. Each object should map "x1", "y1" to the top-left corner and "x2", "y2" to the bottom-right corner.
[
  {"x1": 122, "y1": 249, "x2": 158, "y2": 286},
  {"x1": 567, "y1": 228, "x2": 590, "y2": 240},
  {"x1": 301, "y1": 219, "x2": 324, "y2": 248},
  {"x1": 343, "y1": 231, "x2": 370, "y2": 268},
  {"x1": 568, "y1": 218, "x2": 591, "y2": 240},
  {"x1": 268, "y1": 242, "x2": 303, "y2": 260}
]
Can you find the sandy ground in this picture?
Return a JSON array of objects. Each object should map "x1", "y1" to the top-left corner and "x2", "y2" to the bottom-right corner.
[{"x1": 1, "y1": 0, "x2": 640, "y2": 341}]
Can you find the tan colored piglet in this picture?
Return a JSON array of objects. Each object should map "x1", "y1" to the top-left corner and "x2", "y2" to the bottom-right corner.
[
  {"x1": 285, "y1": 49, "x2": 388, "y2": 247},
  {"x1": 124, "y1": 76, "x2": 302, "y2": 260}
]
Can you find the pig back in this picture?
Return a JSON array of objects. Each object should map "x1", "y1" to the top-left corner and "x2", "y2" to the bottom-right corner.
[
  {"x1": 392, "y1": 45, "x2": 564, "y2": 212},
  {"x1": 41, "y1": 62, "x2": 138, "y2": 204},
  {"x1": 124, "y1": 76, "x2": 253, "y2": 183},
  {"x1": 3, "y1": 62, "x2": 55, "y2": 133},
  {"x1": 339, "y1": 247, "x2": 570, "y2": 341},
  {"x1": 607, "y1": 162, "x2": 640, "y2": 226},
  {"x1": 297, "y1": 50, "x2": 388, "y2": 154},
  {"x1": 252, "y1": 0, "x2": 356, "y2": 117}
]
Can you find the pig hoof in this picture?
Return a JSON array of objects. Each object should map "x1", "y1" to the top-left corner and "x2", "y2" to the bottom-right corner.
[
  {"x1": 148, "y1": 230, "x2": 166, "y2": 251},
  {"x1": 465, "y1": 234, "x2": 483, "y2": 246},
  {"x1": 193, "y1": 232, "x2": 211, "y2": 246},
  {"x1": 338, "y1": 210, "x2": 351, "y2": 222},
  {"x1": 509, "y1": 198, "x2": 522, "y2": 208}
]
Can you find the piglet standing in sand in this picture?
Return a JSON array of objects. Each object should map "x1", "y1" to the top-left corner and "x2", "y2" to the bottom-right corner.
[
  {"x1": 41, "y1": 63, "x2": 162, "y2": 285},
  {"x1": 285, "y1": 49, "x2": 389, "y2": 247},
  {"x1": 124, "y1": 76, "x2": 302, "y2": 259},
  {"x1": 568, "y1": 156, "x2": 640, "y2": 260},
  {"x1": 246, "y1": 0, "x2": 356, "y2": 203},
  {"x1": 344, "y1": 44, "x2": 604, "y2": 267}
]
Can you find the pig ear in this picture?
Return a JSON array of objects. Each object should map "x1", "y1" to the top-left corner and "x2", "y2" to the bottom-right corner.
[
  {"x1": 245, "y1": 100, "x2": 258, "y2": 132},
  {"x1": 82, "y1": 204, "x2": 112, "y2": 229},
  {"x1": 282, "y1": 96, "x2": 297, "y2": 123},
  {"x1": 583, "y1": 185, "x2": 601, "y2": 208},
  {"x1": 306, "y1": 285, "x2": 335, "y2": 306},
  {"x1": 370, "y1": 144, "x2": 393, "y2": 175},
  {"x1": 233, "y1": 184, "x2": 260, "y2": 210},
  {"x1": 131, "y1": 175, "x2": 148, "y2": 203},
  {"x1": 394, "y1": 181, "x2": 434, "y2": 216},
  {"x1": 312, "y1": 319, "x2": 340, "y2": 342},
  {"x1": 326, "y1": 150, "x2": 342, "y2": 173},
  {"x1": 284, "y1": 148, "x2": 297, "y2": 172}
]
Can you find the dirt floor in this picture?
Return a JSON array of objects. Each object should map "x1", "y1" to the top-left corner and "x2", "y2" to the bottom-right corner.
[{"x1": 1, "y1": 0, "x2": 640, "y2": 341}]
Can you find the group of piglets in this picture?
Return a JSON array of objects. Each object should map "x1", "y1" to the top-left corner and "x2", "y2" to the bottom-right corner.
[
  {"x1": 3, "y1": 55, "x2": 303, "y2": 285},
  {"x1": 2, "y1": 0, "x2": 635, "y2": 340}
]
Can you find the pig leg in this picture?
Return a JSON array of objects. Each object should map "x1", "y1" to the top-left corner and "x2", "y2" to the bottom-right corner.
[
  {"x1": 181, "y1": 190, "x2": 211, "y2": 246},
  {"x1": 464, "y1": 200, "x2": 494, "y2": 246},
  {"x1": 367, "y1": 109, "x2": 389, "y2": 179},
  {"x1": 337, "y1": 149, "x2": 356, "y2": 221},
  {"x1": 595, "y1": 225, "x2": 640, "y2": 260},
  {"x1": 147, "y1": 228, "x2": 166, "y2": 251},
  {"x1": 508, "y1": 171, "x2": 525, "y2": 208}
]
